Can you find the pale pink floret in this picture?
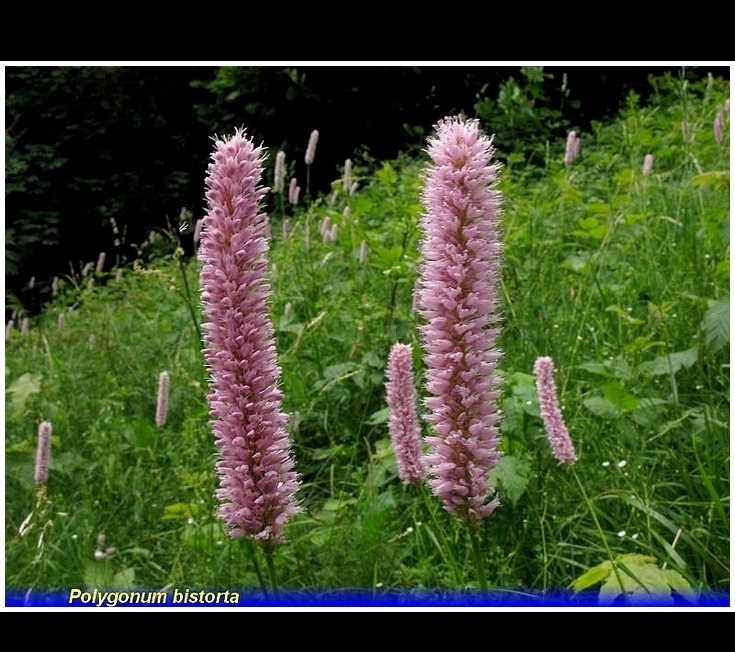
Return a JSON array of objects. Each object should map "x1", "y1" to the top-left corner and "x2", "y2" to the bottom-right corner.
[
  {"x1": 386, "y1": 343, "x2": 426, "y2": 485},
  {"x1": 533, "y1": 356, "x2": 577, "y2": 466},
  {"x1": 199, "y1": 129, "x2": 301, "y2": 550},
  {"x1": 417, "y1": 116, "x2": 504, "y2": 526}
]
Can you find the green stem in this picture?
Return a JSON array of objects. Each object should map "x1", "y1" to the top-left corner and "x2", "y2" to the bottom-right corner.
[
  {"x1": 468, "y1": 527, "x2": 488, "y2": 592},
  {"x1": 245, "y1": 538, "x2": 270, "y2": 601},
  {"x1": 571, "y1": 466, "x2": 627, "y2": 596},
  {"x1": 419, "y1": 485, "x2": 463, "y2": 587},
  {"x1": 264, "y1": 549, "x2": 278, "y2": 598}
]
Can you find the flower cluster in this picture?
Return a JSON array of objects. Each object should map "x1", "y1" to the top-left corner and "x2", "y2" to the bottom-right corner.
[
  {"x1": 199, "y1": 128, "x2": 301, "y2": 550},
  {"x1": 416, "y1": 116, "x2": 504, "y2": 526},
  {"x1": 533, "y1": 356, "x2": 577, "y2": 465},
  {"x1": 385, "y1": 343, "x2": 426, "y2": 485}
]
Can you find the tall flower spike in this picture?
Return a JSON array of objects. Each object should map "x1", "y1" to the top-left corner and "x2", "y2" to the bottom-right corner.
[
  {"x1": 305, "y1": 129, "x2": 319, "y2": 165},
  {"x1": 386, "y1": 343, "x2": 426, "y2": 485},
  {"x1": 199, "y1": 128, "x2": 301, "y2": 550},
  {"x1": 155, "y1": 371, "x2": 169, "y2": 428},
  {"x1": 417, "y1": 116, "x2": 504, "y2": 526},
  {"x1": 534, "y1": 356, "x2": 577, "y2": 465},
  {"x1": 35, "y1": 421, "x2": 52, "y2": 485}
]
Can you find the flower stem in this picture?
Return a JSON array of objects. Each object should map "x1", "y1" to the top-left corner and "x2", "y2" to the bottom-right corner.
[
  {"x1": 468, "y1": 528, "x2": 488, "y2": 592},
  {"x1": 571, "y1": 466, "x2": 627, "y2": 596}
]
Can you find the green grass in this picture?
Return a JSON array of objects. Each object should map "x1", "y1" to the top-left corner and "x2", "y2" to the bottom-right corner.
[{"x1": 5, "y1": 72, "x2": 729, "y2": 605}]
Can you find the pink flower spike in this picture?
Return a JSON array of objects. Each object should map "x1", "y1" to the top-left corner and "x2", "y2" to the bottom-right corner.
[
  {"x1": 642, "y1": 153, "x2": 654, "y2": 177},
  {"x1": 305, "y1": 129, "x2": 319, "y2": 165},
  {"x1": 274, "y1": 150, "x2": 286, "y2": 194},
  {"x1": 534, "y1": 356, "x2": 577, "y2": 465},
  {"x1": 155, "y1": 371, "x2": 169, "y2": 428},
  {"x1": 35, "y1": 421, "x2": 52, "y2": 485},
  {"x1": 417, "y1": 116, "x2": 504, "y2": 526},
  {"x1": 199, "y1": 128, "x2": 301, "y2": 550},
  {"x1": 95, "y1": 252, "x2": 106, "y2": 274},
  {"x1": 386, "y1": 343, "x2": 426, "y2": 485},
  {"x1": 714, "y1": 110, "x2": 724, "y2": 143},
  {"x1": 564, "y1": 130, "x2": 578, "y2": 166},
  {"x1": 288, "y1": 178, "x2": 298, "y2": 205},
  {"x1": 343, "y1": 158, "x2": 352, "y2": 192}
]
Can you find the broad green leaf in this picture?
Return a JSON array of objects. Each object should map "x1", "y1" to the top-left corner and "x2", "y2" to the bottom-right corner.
[
  {"x1": 569, "y1": 560, "x2": 614, "y2": 592},
  {"x1": 366, "y1": 406, "x2": 390, "y2": 426},
  {"x1": 113, "y1": 567, "x2": 136, "y2": 590},
  {"x1": 583, "y1": 396, "x2": 620, "y2": 419},
  {"x1": 701, "y1": 297, "x2": 729, "y2": 352},
  {"x1": 5, "y1": 372, "x2": 43, "y2": 420},
  {"x1": 572, "y1": 554, "x2": 696, "y2": 605},
  {"x1": 489, "y1": 454, "x2": 530, "y2": 507},
  {"x1": 638, "y1": 348, "x2": 698, "y2": 376},
  {"x1": 601, "y1": 381, "x2": 639, "y2": 411}
]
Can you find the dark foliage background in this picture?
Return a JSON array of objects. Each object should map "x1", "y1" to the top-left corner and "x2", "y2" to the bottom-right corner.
[{"x1": 4, "y1": 64, "x2": 729, "y2": 317}]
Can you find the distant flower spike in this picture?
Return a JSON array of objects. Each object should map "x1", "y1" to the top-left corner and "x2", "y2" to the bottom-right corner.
[
  {"x1": 534, "y1": 356, "x2": 578, "y2": 465},
  {"x1": 386, "y1": 343, "x2": 426, "y2": 485},
  {"x1": 35, "y1": 421, "x2": 52, "y2": 485},
  {"x1": 305, "y1": 130, "x2": 319, "y2": 165}
]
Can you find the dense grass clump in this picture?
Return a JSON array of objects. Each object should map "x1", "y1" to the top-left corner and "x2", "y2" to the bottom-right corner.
[{"x1": 5, "y1": 72, "x2": 729, "y2": 606}]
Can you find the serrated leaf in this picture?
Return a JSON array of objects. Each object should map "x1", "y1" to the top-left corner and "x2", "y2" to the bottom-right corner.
[
  {"x1": 488, "y1": 454, "x2": 530, "y2": 506},
  {"x1": 639, "y1": 348, "x2": 698, "y2": 376},
  {"x1": 701, "y1": 297, "x2": 729, "y2": 352}
]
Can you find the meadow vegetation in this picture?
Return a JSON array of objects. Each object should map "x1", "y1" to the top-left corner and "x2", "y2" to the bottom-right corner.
[{"x1": 5, "y1": 71, "x2": 729, "y2": 605}]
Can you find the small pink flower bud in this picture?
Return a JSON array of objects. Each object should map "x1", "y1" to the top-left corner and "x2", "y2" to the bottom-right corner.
[
  {"x1": 95, "y1": 252, "x2": 106, "y2": 273},
  {"x1": 6, "y1": 320, "x2": 14, "y2": 341}
]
